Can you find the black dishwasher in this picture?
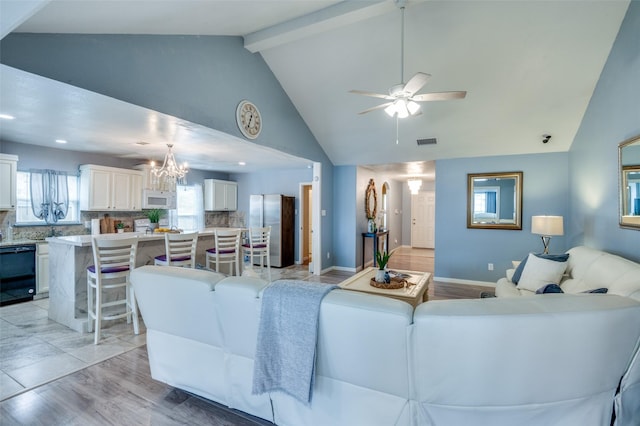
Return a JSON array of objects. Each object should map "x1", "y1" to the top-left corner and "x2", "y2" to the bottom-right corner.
[{"x1": 0, "y1": 244, "x2": 37, "y2": 306}]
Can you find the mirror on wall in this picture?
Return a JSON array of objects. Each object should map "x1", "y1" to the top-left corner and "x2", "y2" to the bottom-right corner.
[
  {"x1": 467, "y1": 171, "x2": 523, "y2": 230},
  {"x1": 619, "y1": 135, "x2": 640, "y2": 229},
  {"x1": 365, "y1": 178, "x2": 377, "y2": 220}
]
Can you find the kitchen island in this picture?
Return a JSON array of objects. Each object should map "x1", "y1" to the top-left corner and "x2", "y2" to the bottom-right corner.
[{"x1": 46, "y1": 229, "x2": 241, "y2": 332}]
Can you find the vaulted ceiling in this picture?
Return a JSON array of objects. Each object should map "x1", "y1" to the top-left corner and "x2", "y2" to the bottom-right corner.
[{"x1": 0, "y1": 0, "x2": 630, "y2": 178}]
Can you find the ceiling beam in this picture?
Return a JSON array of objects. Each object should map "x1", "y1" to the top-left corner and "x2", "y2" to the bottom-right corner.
[
  {"x1": 243, "y1": 0, "x2": 392, "y2": 53},
  {"x1": 0, "y1": 0, "x2": 51, "y2": 40}
]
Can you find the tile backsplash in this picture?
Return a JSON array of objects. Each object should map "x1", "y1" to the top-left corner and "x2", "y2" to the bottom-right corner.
[{"x1": 0, "y1": 209, "x2": 246, "y2": 241}]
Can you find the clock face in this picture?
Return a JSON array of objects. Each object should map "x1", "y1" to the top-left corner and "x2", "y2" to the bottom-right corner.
[{"x1": 236, "y1": 100, "x2": 262, "y2": 139}]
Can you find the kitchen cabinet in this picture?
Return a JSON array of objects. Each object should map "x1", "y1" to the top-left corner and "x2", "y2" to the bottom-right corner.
[
  {"x1": 0, "y1": 154, "x2": 18, "y2": 210},
  {"x1": 79, "y1": 165, "x2": 143, "y2": 211},
  {"x1": 204, "y1": 179, "x2": 237, "y2": 211},
  {"x1": 36, "y1": 243, "x2": 49, "y2": 294}
]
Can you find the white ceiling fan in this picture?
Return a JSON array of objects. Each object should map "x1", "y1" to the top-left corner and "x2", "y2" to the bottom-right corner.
[{"x1": 350, "y1": 0, "x2": 467, "y2": 118}]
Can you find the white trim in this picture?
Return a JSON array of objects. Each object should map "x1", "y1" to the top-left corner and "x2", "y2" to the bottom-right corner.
[
  {"x1": 330, "y1": 265, "x2": 358, "y2": 273},
  {"x1": 434, "y1": 276, "x2": 496, "y2": 288},
  {"x1": 312, "y1": 162, "x2": 322, "y2": 276}
]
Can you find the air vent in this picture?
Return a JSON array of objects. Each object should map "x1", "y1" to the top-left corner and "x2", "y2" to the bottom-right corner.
[{"x1": 417, "y1": 138, "x2": 437, "y2": 146}]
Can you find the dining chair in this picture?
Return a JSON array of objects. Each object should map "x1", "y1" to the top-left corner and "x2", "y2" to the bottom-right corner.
[
  {"x1": 154, "y1": 232, "x2": 198, "y2": 268},
  {"x1": 206, "y1": 229, "x2": 242, "y2": 276},
  {"x1": 87, "y1": 236, "x2": 139, "y2": 345},
  {"x1": 242, "y1": 226, "x2": 271, "y2": 282}
]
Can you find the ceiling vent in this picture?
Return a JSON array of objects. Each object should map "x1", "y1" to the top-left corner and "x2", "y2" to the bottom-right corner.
[{"x1": 417, "y1": 138, "x2": 437, "y2": 146}]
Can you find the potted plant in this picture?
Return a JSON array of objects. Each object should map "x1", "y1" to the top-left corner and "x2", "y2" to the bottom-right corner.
[
  {"x1": 116, "y1": 222, "x2": 125, "y2": 233},
  {"x1": 146, "y1": 209, "x2": 163, "y2": 231},
  {"x1": 375, "y1": 250, "x2": 391, "y2": 282}
]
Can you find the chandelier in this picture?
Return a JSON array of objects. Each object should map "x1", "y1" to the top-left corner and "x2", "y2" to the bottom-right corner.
[{"x1": 151, "y1": 144, "x2": 188, "y2": 183}]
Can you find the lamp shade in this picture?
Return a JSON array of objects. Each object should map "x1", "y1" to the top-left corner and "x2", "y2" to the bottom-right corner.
[{"x1": 531, "y1": 215, "x2": 564, "y2": 236}]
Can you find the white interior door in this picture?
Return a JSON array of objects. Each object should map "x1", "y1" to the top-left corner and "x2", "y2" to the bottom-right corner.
[{"x1": 411, "y1": 191, "x2": 435, "y2": 248}]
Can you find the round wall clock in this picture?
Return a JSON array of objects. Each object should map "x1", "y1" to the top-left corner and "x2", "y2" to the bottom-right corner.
[{"x1": 236, "y1": 100, "x2": 262, "y2": 139}]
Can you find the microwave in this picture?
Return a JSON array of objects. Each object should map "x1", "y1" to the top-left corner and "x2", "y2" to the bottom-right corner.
[{"x1": 142, "y1": 190, "x2": 177, "y2": 209}]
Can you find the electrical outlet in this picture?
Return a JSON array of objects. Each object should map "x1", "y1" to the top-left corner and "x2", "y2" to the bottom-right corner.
[
  {"x1": 488, "y1": 263, "x2": 494, "y2": 271},
  {"x1": 327, "y1": 252, "x2": 330, "y2": 259}
]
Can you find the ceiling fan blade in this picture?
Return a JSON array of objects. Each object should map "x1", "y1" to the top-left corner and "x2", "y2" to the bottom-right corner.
[
  {"x1": 357, "y1": 102, "x2": 394, "y2": 115},
  {"x1": 349, "y1": 89, "x2": 394, "y2": 100},
  {"x1": 403, "y1": 72, "x2": 431, "y2": 96},
  {"x1": 411, "y1": 91, "x2": 467, "y2": 102}
]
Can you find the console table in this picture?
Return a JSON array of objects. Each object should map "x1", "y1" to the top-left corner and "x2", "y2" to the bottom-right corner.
[{"x1": 361, "y1": 230, "x2": 389, "y2": 268}]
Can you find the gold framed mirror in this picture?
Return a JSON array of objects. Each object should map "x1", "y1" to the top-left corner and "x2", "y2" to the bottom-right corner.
[
  {"x1": 619, "y1": 134, "x2": 640, "y2": 230},
  {"x1": 365, "y1": 178, "x2": 377, "y2": 220},
  {"x1": 467, "y1": 171, "x2": 523, "y2": 230}
]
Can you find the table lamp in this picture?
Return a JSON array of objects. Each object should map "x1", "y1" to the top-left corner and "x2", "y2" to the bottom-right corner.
[{"x1": 531, "y1": 215, "x2": 564, "y2": 254}]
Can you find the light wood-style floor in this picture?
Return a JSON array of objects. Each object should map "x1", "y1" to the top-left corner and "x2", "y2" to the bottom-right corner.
[{"x1": 0, "y1": 247, "x2": 494, "y2": 425}]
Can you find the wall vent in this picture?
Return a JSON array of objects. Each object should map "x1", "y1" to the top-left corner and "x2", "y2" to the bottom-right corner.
[{"x1": 417, "y1": 138, "x2": 437, "y2": 146}]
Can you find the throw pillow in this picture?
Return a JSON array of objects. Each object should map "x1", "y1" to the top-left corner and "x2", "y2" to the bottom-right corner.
[
  {"x1": 517, "y1": 253, "x2": 569, "y2": 292},
  {"x1": 536, "y1": 283, "x2": 564, "y2": 294},
  {"x1": 511, "y1": 252, "x2": 569, "y2": 284}
]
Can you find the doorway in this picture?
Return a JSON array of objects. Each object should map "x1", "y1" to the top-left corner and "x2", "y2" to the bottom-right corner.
[
  {"x1": 411, "y1": 190, "x2": 435, "y2": 249},
  {"x1": 299, "y1": 183, "x2": 313, "y2": 267}
]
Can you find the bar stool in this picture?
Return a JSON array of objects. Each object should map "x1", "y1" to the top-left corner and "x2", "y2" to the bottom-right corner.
[
  {"x1": 242, "y1": 226, "x2": 271, "y2": 282},
  {"x1": 206, "y1": 229, "x2": 241, "y2": 276},
  {"x1": 87, "y1": 236, "x2": 139, "y2": 345},
  {"x1": 154, "y1": 232, "x2": 198, "y2": 268}
]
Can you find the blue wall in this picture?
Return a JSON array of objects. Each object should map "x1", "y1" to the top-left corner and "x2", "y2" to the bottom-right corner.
[
  {"x1": 435, "y1": 152, "x2": 569, "y2": 283},
  {"x1": 332, "y1": 166, "x2": 357, "y2": 269},
  {"x1": 567, "y1": 0, "x2": 640, "y2": 261},
  {"x1": 1, "y1": 33, "x2": 336, "y2": 269}
]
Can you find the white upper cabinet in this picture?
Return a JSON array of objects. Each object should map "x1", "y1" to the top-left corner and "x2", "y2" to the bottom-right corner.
[
  {"x1": 204, "y1": 179, "x2": 238, "y2": 211},
  {"x1": 79, "y1": 165, "x2": 143, "y2": 211},
  {"x1": 0, "y1": 154, "x2": 18, "y2": 210}
]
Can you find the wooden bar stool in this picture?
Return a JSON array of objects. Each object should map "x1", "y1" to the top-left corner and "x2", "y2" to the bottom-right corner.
[
  {"x1": 242, "y1": 226, "x2": 271, "y2": 282},
  {"x1": 87, "y1": 236, "x2": 139, "y2": 345},
  {"x1": 154, "y1": 232, "x2": 198, "y2": 268},
  {"x1": 206, "y1": 229, "x2": 241, "y2": 276}
]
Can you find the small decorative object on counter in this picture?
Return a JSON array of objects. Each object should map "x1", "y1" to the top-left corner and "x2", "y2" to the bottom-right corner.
[
  {"x1": 146, "y1": 209, "x2": 163, "y2": 232},
  {"x1": 116, "y1": 222, "x2": 125, "y2": 233}
]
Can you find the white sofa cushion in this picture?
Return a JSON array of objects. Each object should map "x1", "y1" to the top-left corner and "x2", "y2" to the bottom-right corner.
[{"x1": 517, "y1": 253, "x2": 568, "y2": 292}]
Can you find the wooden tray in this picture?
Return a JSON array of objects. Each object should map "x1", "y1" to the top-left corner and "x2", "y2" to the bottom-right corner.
[{"x1": 370, "y1": 276, "x2": 407, "y2": 289}]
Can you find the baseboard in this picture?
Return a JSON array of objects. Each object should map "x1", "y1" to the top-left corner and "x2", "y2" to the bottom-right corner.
[
  {"x1": 434, "y1": 276, "x2": 496, "y2": 288},
  {"x1": 321, "y1": 265, "x2": 358, "y2": 274}
]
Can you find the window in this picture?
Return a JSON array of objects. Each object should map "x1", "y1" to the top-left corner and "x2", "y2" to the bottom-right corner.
[
  {"x1": 170, "y1": 184, "x2": 204, "y2": 232},
  {"x1": 16, "y1": 171, "x2": 80, "y2": 224}
]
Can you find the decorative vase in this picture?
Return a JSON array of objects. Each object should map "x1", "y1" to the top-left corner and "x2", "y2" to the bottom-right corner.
[
  {"x1": 368, "y1": 219, "x2": 375, "y2": 233},
  {"x1": 148, "y1": 223, "x2": 158, "y2": 232},
  {"x1": 375, "y1": 269, "x2": 386, "y2": 283},
  {"x1": 117, "y1": 228, "x2": 124, "y2": 234}
]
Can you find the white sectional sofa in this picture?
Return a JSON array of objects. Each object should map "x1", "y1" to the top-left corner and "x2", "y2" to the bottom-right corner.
[
  {"x1": 496, "y1": 246, "x2": 640, "y2": 300},
  {"x1": 131, "y1": 264, "x2": 640, "y2": 426}
]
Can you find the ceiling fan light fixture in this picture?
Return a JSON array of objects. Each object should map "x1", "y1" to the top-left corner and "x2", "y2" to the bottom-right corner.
[
  {"x1": 407, "y1": 101, "x2": 420, "y2": 115},
  {"x1": 396, "y1": 100, "x2": 409, "y2": 118},
  {"x1": 384, "y1": 103, "x2": 397, "y2": 117}
]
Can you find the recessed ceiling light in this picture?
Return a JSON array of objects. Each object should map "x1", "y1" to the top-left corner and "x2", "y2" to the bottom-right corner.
[
  {"x1": 0, "y1": 114, "x2": 15, "y2": 120},
  {"x1": 238, "y1": 161, "x2": 246, "y2": 166},
  {"x1": 136, "y1": 141, "x2": 150, "y2": 146},
  {"x1": 55, "y1": 139, "x2": 67, "y2": 144}
]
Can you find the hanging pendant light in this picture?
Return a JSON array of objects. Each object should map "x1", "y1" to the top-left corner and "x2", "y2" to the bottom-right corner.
[{"x1": 150, "y1": 144, "x2": 188, "y2": 186}]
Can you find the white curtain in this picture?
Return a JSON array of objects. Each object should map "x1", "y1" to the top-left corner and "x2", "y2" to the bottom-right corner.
[{"x1": 30, "y1": 169, "x2": 69, "y2": 224}]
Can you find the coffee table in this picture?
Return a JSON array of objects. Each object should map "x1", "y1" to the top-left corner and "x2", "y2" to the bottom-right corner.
[{"x1": 339, "y1": 267, "x2": 431, "y2": 308}]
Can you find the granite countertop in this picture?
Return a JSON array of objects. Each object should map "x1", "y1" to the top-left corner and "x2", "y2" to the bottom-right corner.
[{"x1": 46, "y1": 227, "x2": 244, "y2": 247}]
